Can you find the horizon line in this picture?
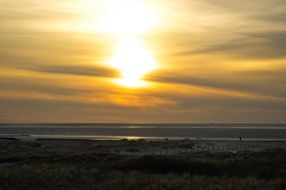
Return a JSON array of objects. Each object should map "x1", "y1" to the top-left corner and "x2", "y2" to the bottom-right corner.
[{"x1": 0, "y1": 123, "x2": 286, "y2": 126}]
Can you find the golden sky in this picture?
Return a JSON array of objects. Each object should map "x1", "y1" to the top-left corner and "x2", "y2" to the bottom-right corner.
[{"x1": 0, "y1": 0, "x2": 286, "y2": 123}]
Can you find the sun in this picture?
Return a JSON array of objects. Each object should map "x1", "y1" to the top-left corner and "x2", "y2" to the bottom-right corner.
[
  {"x1": 99, "y1": 0, "x2": 159, "y2": 88},
  {"x1": 106, "y1": 38, "x2": 157, "y2": 88}
]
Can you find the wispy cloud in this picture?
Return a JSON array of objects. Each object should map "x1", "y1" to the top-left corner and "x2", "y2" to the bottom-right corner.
[{"x1": 0, "y1": 0, "x2": 286, "y2": 122}]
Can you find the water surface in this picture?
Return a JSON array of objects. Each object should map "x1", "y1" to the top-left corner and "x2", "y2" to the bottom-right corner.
[{"x1": 0, "y1": 124, "x2": 285, "y2": 140}]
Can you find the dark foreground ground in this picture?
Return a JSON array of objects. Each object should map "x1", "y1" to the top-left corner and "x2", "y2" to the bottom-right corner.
[{"x1": 0, "y1": 139, "x2": 286, "y2": 190}]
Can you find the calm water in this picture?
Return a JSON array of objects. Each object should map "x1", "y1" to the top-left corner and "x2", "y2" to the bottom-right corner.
[{"x1": 0, "y1": 124, "x2": 286, "y2": 140}]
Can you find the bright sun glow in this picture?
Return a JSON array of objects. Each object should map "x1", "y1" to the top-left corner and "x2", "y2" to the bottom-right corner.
[
  {"x1": 107, "y1": 38, "x2": 157, "y2": 87},
  {"x1": 97, "y1": 1, "x2": 158, "y2": 37},
  {"x1": 100, "y1": 0, "x2": 159, "y2": 88}
]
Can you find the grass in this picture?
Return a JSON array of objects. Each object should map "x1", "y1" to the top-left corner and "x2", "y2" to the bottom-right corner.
[
  {"x1": 0, "y1": 166, "x2": 285, "y2": 190},
  {"x1": 0, "y1": 142, "x2": 285, "y2": 190}
]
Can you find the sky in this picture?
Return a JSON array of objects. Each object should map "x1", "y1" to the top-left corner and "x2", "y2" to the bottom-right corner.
[{"x1": 0, "y1": 0, "x2": 286, "y2": 123}]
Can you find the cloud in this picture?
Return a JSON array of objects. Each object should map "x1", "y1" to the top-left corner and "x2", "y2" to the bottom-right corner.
[
  {"x1": 1, "y1": 0, "x2": 286, "y2": 123},
  {"x1": 146, "y1": 67, "x2": 286, "y2": 100},
  {"x1": 34, "y1": 65, "x2": 120, "y2": 78},
  {"x1": 158, "y1": 0, "x2": 286, "y2": 60},
  {"x1": 0, "y1": 77, "x2": 84, "y2": 96},
  {"x1": 176, "y1": 31, "x2": 286, "y2": 60},
  {"x1": 1, "y1": 89, "x2": 286, "y2": 123},
  {"x1": 252, "y1": 12, "x2": 286, "y2": 23}
]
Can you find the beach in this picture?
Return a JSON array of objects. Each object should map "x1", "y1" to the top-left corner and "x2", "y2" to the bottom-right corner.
[{"x1": 1, "y1": 136, "x2": 286, "y2": 155}]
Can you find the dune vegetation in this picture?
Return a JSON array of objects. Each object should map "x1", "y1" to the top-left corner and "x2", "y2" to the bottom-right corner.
[{"x1": 0, "y1": 141, "x2": 285, "y2": 190}]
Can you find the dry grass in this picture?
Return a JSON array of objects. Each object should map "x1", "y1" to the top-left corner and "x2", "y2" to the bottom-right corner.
[
  {"x1": 0, "y1": 142, "x2": 285, "y2": 190},
  {"x1": 0, "y1": 166, "x2": 285, "y2": 190}
]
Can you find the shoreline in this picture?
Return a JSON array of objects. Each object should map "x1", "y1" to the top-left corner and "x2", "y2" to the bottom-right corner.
[
  {"x1": 0, "y1": 134, "x2": 286, "y2": 142},
  {"x1": 1, "y1": 135, "x2": 286, "y2": 155}
]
